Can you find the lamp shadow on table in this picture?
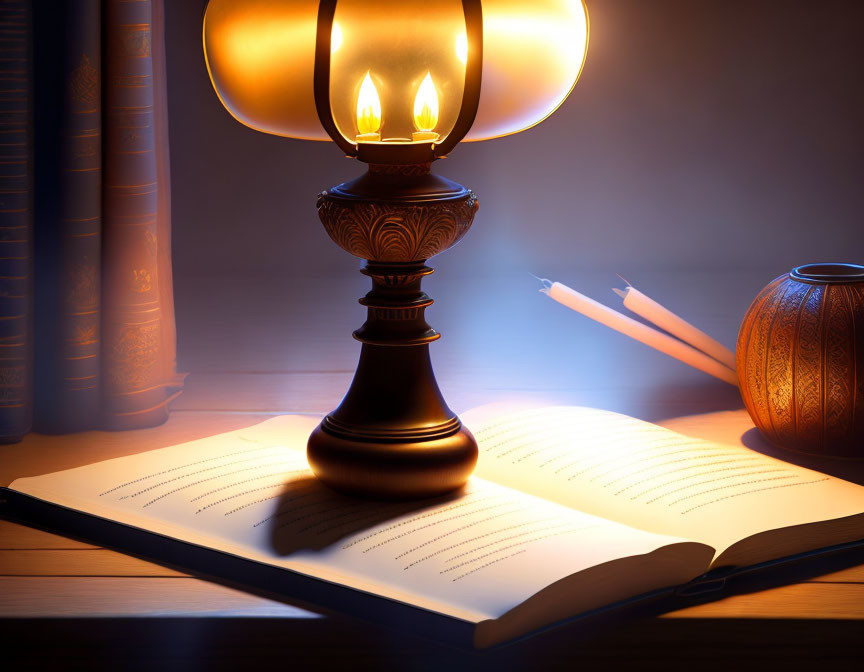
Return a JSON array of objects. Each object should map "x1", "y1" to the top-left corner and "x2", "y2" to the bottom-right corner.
[{"x1": 266, "y1": 476, "x2": 464, "y2": 556}]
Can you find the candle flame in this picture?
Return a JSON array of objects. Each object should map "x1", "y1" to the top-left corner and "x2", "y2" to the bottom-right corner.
[
  {"x1": 413, "y1": 72, "x2": 439, "y2": 133},
  {"x1": 356, "y1": 71, "x2": 381, "y2": 136}
]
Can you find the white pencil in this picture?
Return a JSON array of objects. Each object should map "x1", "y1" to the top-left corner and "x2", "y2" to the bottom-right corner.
[
  {"x1": 613, "y1": 285, "x2": 737, "y2": 371},
  {"x1": 539, "y1": 279, "x2": 739, "y2": 386}
]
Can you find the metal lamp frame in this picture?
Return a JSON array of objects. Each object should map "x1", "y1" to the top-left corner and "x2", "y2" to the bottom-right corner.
[{"x1": 313, "y1": 0, "x2": 483, "y2": 164}]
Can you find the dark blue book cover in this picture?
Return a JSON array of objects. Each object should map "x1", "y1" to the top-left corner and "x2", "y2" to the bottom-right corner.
[{"x1": 0, "y1": 0, "x2": 33, "y2": 443}]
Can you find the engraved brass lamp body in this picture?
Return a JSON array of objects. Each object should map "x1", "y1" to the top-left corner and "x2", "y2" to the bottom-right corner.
[
  {"x1": 309, "y1": 166, "x2": 480, "y2": 497},
  {"x1": 204, "y1": 0, "x2": 589, "y2": 498}
]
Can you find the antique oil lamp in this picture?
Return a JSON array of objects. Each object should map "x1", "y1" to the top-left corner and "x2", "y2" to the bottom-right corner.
[{"x1": 204, "y1": 0, "x2": 589, "y2": 498}]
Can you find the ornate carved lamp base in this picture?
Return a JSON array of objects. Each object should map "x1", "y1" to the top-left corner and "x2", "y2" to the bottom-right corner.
[{"x1": 307, "y1": 164, "x2": 479, "y2": 499}]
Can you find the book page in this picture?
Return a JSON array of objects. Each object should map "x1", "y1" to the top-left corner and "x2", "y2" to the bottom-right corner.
[
  {"x1": 464, "y1": 405, "x2": 864, "y2": 567},
  {"x1": 9, "y1": 414, "x2": 710, "y2": 628}
]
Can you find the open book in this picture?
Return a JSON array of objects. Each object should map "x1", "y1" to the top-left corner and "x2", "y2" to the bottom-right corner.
[{"x1": 5, "y1": 406, "x2": 864, "y2": 648}]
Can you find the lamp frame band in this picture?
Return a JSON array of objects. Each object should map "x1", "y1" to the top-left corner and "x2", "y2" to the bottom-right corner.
[{"x1": 313, "y1": 0, "x2": 483, "y2": 164}]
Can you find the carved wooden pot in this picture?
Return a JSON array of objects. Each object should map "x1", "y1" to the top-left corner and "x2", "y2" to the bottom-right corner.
[{"x1": 737, "y1": 263, "x2": 864, "y2": 458}]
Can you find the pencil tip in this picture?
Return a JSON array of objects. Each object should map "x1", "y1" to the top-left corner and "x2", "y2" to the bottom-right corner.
[{"x1": 530, "y1": 274, "x2": 553, "y2": 290}]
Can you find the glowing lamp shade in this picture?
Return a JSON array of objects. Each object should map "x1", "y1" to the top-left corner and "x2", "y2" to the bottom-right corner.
[{"x1": 203, "y1": 0, "x2": 589, "y2": 152}]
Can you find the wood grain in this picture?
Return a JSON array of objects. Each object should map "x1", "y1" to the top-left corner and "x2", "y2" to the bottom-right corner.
[
  {"x1": 0, "y1": 576, "x2": 318, "y2": 618},
  {"x1": 0, "y1": 519, "x2": 98, "y2": 550},
  {"x1": 0, "y1": 549, "x2": 187, "y2": 577},
  {"x1": 803, "y1": 565, "x2": 864, "y2": 583},
  {"x1": 664, "y1": 583, "x2": 864, "y2": 620}
]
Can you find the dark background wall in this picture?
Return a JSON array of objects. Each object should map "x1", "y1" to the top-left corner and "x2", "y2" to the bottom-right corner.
[
  {"x1": 166, "y1": 0, "x2": 864, "y2": 280},
  {"x1": 164, "y1": 0, "x2": 864, "y2": 381}
]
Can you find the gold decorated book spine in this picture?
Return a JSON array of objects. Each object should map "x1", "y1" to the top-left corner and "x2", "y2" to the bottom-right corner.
[
  {"x1": 0, "y1": 0, "x2": 33, "y2": 442},
  {"x1": 101, "y1": 0, "x2": 174, "y2": 429},
  {"x1": 32, "y1": 0, "x2": 104, "y2": 433},
  {"x1": 57, "y1": 0, "x2": 102, "y2": 430}
]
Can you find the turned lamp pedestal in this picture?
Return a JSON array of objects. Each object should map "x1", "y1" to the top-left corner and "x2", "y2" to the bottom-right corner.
[{"x1": 307, "y1": 163, "x2": 479, "y2": 498}]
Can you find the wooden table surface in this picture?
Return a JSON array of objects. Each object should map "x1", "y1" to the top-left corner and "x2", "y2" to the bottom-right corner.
[{"x1": 2, "y1": 270, "x2": 863, "y2": 670}]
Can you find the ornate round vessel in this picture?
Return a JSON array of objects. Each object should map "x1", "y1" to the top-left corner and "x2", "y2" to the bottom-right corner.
[{"x1": 736, "y1": 263, "x2": 864, "y2": 458}]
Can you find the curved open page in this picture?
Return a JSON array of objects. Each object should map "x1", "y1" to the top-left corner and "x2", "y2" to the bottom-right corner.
[{"x1": 463, "y1": 405, "x2": 864, "y2": 569}]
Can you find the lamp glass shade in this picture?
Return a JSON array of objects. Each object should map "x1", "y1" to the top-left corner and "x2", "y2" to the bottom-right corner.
[
  {"x1": 204, "y1": 0, "x2": 324, "y2": 140},
  {"x1": 465, "y1": 0, "x2": 588, "y2": 141},
  {"x1": 203, "y1": 0, "x2": 588, "y2": 145}
]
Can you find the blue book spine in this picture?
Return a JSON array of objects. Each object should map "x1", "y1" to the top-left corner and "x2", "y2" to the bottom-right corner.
[{"x1": 0, "y1": 0, "x2": 33, "y2": 443}]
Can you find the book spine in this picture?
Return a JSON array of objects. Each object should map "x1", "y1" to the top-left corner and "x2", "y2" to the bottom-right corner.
[
  {"x1": 151, "y1": 0, "x2": 181, "y2": 397},
  {"x1": 32, "y1": 0, "x2": 101, "y2": 433},
  {"x1": 33, "y1": 0, "x2": 103, "y2": 433},
  {"x1": 102, "y1": 0, "x2": 175, "y2": 429},
  {"x1": 0, "y1": 0, "x2": 33, "y2": 443},
  {"x1": 56, "y1": 0, "x2": 102, "y2": 430}
]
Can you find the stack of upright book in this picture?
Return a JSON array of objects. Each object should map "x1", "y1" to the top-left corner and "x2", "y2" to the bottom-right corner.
[{"x1": 0, "y1": 0, "x2": 182, "y2": 442}]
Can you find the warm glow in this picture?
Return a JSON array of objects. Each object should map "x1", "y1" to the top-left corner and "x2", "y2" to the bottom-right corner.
[
  {"x1": 413, "y1": 72, "x2": 439, "y2": 132},
  {"x1": 331, "y1": 22, "x2": 343, "y2": 53},
  {"x1": 465, "y1": 1, "x2": 589, "y2": 141},
  {"x1": 204, "y1": 0, "x2": 589, "y2": 145},
  {"x1": 356, "y1": 71, "x2": 381, "y2": 135},
  {"x1": 455, "y1": 32, "x2": 468, "y2": 64}
]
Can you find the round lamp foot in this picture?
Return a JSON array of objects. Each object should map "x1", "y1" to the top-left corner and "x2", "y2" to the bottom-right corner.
[{"x1": 307, "y1": 422, "x2": 478, "y2": 499}]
